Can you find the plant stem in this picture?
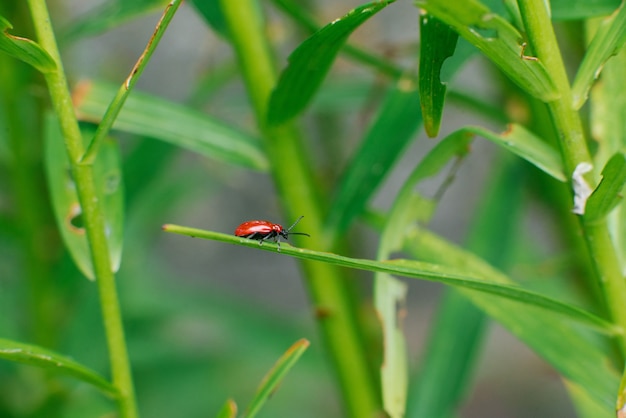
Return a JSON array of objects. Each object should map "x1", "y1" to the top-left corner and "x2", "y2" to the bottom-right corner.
[
  {"x1": 517, "y1": 0, "x2": 626, "y2": 354},
  {"x1": 219, "y1": 1, "x2": 380, "y2": 416},
  {"x1": 26, "y1": 1, "x2": 138, "y2": 416}
]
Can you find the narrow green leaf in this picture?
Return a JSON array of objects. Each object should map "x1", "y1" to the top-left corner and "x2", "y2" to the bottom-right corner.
[
  {"x1": 244, "y1": 339, "x2": 310, "y2": 418},
  {"x1": 216, "y1": 399, "x2": 237, "y2": 418},
  {"x1": 572, "y1": 2, "x2": 626, "y2": 109},
  {"x1": 61, "y1": 0, "x2": 170, "y2": 42},
  {"x1": 408, "y1": 155, "x2": 523, "y2": 418},
  {"x1": 552, "y1": 0, "x2": 621, "y2": 20},
  {"x1": 81, "y1": 0, "x2": 184, "y2": 165},
  {"x1": 74, "y1": 80, "x2": 268, "y2": 171},
  {"x1": 407, "y1": 290, "x2": 487, "y2": 418},
  {"x1": 586, "y1": 152, "x2": 626, "y2": 222},
  {"x1": 375, "y1": 274, "x2": 408, "y2": 418},
  {"x1": 45, "y1": 114, "x2": 124, "y2": 280},
  {"x1": 467, "y1": 124, "x2": 566, "y2": 181},
  {"x1": 0, "y1": 338, "x2": 117, "y2": 397},
  {"x1": 162, "y1": 224, "x2": 619, "y2": 334},
  {"x1": 326, "y1": 76, "x2": 422, "y2": 235},
  {"x1": 0, "y1": 16, "x2": 55, "y2": 73},
  {"x1": 419, "y1": 14, "x2": 458, "y2": 137},
  {"x1": 405, "y1": 227, "x2": 619, "y2": 415},
  {"x1": 267, "y1": 0, "x2": 395, "y2": 124},
  {"x1": 415, "y1": 0, "x2": 559, "y2": 102}
]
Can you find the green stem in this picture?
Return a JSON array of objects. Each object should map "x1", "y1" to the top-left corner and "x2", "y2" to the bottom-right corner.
[
  {"x1": 219, "y1": 1, "x2": 380, "y2": 416},
  {"x1": 517, "y1": 0, "x2": 626, "y2": 355},
  {"x1": 26, "y1": 1, "x2": 138, "y2": 417}
]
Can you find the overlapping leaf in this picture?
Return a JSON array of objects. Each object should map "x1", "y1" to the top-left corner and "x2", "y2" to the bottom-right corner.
[
  {"x1": 419, "y1": 14, "x2": 458, "y2": 137},
  {"x1": 572, "y1": 2, "x2": 626, "y2": 109},
  {"x1": 44, "y1": 114, "x2": 124, "y2": 280},
  {"x1": 415, "y1": 0, "x2": 559, "y2": 102},
  {"x1": 267, "y1": 0, "x2": 395, "y2": 124},
  {"x1": 586, "y1": 152, "x2": 626, "y2": 222},
  {"x1": 0, "y1": 16, "x2": 55, "y2": 73},
  {"x1": 74, "y1": 81, "x2": 268, "y2": 171},
  {"x1": 162, "y1": 224, "x2": 618, "y2": 334}
]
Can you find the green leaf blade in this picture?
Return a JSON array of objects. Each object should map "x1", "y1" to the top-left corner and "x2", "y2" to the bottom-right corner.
[
  {"x1": 74, "y1": 81, "x2": 268, "y2": 171},
  {"x1": 419, "y1": 14, "x2": 459, "y2": 137},
  {"x1": 0, "y1": 338, "x2": 117, "y2": 397},
  {"x1": 572, "y1": 3, "x2": 626, "y2": 109},
  {"x1": 0, "y1": 16, "x2": 56, "y2": 73},
  {"x1": 45, "y1": 114, "x2": 124, "y2": 280},
  {"x1": 586, "y1": 152, "x2": 626, "y2": 222},
  {"x1": 405, "y1": 227, "x2": 620, "y2": 415},
  {"x1": 467, "y1": 124, "x2": 566, "y2": 181},
  {"x1": 244, "y1": 339, "x2": 310, "y2": 418},
  {"x1": 375, "y1": 275, "x2": 408, "y2": 418},
  {"x1": 267, "y1": 0, "x2": 395, "y2": 125},
  {"x1": 416, "y1": 0, "x2": 559, "y2": 102},
  {"x1": 162, "y1": 225, "x2": 618, "y2": 334},
  {"x1": 216, "y1": 399, "x2": 238, "y2": 418}
]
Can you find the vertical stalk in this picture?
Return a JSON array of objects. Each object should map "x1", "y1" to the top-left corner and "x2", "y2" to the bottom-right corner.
[
  {"x1": 518, "y1": 0, "x2": 626, "y2": 381},
  {"x1": 219, "y1": 1, "x2": 380, "y2": 416},
  {"x1": 26, "y1": 1, "x2": 138, "y2": 417}
]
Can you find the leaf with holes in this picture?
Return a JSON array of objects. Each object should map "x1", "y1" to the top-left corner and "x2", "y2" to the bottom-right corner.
[
  {"x1": 415, "y1": 0, "x2": 559, "y2": 102},
  {"x1": 586, "y1": 152, "x2": 626, "y2": 222},
  {"x1": 572, "y1": 2, "x2": 626, "y2": 109},
  {"x1": 44, "y1": 114, "x2": 124, "y2": 280},
  {"x1": 419, "y1": 14, "x2": 458, "y2": 137}
]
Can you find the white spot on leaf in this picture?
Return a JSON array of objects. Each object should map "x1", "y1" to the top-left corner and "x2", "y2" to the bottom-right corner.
[{"x1": 572, "y1": 162, "x2": 593, "y2": 215}]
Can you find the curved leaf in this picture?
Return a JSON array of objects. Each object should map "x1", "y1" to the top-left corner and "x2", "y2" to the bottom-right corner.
[
  {"x1": 74, "y1": 81, "x2": 268, "y2": 171},
  {"x1": 45, "y1": 114, "x2": 124, "y2": 280},
  {"x1": 419, "y1": 14, "x2": 459, "y2": 137},
  {"x1": 586, "y1": 152, "x2": 626, "y2": 222},
  {"x1": 405, "y1": 227, "x2": 620, "y2": 414},
  {"x1": 267, "y1": 0, "x2": 395, "y2": 124},
  {"x1": 162, "y1": 224, "x2": 619, "y2": 334},
  {"x1": 244, "y1": 339, "x2": 309, "y2": 418},
  {"x1": 572, "y1": 2, "x2": 626, "y2": 109},
  {"x1": 0, "y1": 338, "x2": 117, "y2": 397},
  {"x1": 466, "y1": 124, "x2": 566, "y2": 181},
  {"x1": 415, "y1": 0, "x2": 559, "y2": 102},
  {"x1": 0, "y1": 16, "x2": 55, "y2": 73}
]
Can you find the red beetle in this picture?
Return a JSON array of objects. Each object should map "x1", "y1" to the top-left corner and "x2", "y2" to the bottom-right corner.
[{"x1": 235, "y1": 216, "x2": 310, "y2": 251}]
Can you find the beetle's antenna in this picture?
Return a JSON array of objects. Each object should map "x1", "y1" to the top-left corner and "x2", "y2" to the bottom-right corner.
[{"x1": 286, "y1": 215, "x2": 305, "y2": 232}]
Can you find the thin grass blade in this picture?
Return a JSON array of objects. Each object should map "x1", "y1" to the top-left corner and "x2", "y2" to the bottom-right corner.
[{"x1": 243, "y1": 339, "x2": 310, "y2": 418}]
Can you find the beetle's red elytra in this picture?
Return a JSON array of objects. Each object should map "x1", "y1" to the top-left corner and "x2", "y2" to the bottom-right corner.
[{"x1": 234, "y1": 216, "x2": 310, "y2": 251}]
